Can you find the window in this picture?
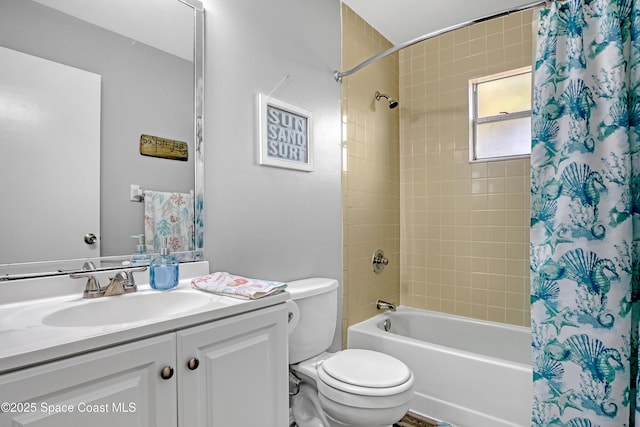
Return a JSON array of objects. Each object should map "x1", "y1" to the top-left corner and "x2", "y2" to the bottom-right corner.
[{"x1": 469, "y1": 66, "x2": 532, "y2": 162}]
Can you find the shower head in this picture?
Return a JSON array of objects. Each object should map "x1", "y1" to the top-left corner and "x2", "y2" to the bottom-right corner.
[{"x1": 375, "y1": 91, "x2": 399, "y2": 109}]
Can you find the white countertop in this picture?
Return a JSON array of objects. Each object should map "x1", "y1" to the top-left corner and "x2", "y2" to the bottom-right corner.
[{"x1": 0, "y1": 261, "x2": 288, "y2": 374}]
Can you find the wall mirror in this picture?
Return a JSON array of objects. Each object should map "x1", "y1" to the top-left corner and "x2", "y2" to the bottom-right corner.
[{"x1": 0, "y1": 0, "x2": 204, "y2": 279}]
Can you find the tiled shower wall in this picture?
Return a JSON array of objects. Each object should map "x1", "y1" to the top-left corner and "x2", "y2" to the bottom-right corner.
[
  {"x1": 341, "y1": 4, "x2": 400, "y2": 342},
  {"x1": 398, "y1": 10, "x2": 534, "y2": 326},
  {"x1": 342, "y1": 7, "x2": 534, "y2": 331}
]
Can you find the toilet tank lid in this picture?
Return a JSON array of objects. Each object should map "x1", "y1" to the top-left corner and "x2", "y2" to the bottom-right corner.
[{"x1": 287, "y1": 278, "x2": 339, "y2": 299}]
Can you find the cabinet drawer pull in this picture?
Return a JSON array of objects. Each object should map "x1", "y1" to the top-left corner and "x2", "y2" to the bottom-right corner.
[
  {"x1": 160, "y1": 366, "x2": 174, "y2": 380},
  {"x1": 187, "y1": 357, "x2": 200, "y2": 370}
]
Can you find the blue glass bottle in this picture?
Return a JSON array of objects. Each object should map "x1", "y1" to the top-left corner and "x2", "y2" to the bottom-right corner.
[{"x1": 150, "y1": 238, "x2": 179, "y2": 290}]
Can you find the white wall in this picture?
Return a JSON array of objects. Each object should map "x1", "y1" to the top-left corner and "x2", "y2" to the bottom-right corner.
[{"x1": 202, "y1": 0, "x2": 342, "y2": 341}]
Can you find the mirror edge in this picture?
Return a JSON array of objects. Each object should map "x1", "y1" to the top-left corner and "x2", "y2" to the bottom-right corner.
[
  {"x1": 190, "y1": 0, "x2": 205, "y2": 259},
  {"x1": 0, "y1": 0, "x2": 205, "y2": 281}
]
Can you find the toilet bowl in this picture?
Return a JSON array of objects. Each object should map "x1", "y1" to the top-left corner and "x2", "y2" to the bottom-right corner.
[
  {"x1": 286, "y1": 278, "x2": 414, "y2": 427},
  {"x1": 297, "y1": 349, "x2": 413, "y2": 427},
  {"x1": 291, "y1": 350, "x2": 413, "y2": 427}
]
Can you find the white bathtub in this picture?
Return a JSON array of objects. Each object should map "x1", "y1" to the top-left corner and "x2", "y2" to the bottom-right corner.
[{"x1": 347, "y1": 306, "x2": 532, "y2": 427}]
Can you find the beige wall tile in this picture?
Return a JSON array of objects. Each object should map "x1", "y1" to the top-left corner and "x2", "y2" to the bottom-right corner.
[
  {"x1": 398, "y1": 10, "x2": 532, "y2": 327},
  {"x1": 343, "y1": 6, "x2": 532, "y2": 336},
  {"x1": 341, "y1": 4, "x2": 400, "y2": 345}
]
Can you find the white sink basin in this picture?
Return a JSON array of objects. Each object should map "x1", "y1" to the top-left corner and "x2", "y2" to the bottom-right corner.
[{"x1": 42, "y1": 290, "x2": 214, "y2": 327}]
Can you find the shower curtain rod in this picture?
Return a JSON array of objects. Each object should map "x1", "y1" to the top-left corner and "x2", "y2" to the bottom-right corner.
[{"x1": 333, "y1": 0, "x2": 548, "y2": 82}]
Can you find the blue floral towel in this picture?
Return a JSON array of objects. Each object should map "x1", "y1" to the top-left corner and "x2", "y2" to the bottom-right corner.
[
  {"x1": 191, "y1": 272, "x2": 287, "y2": 299},
  {"x1": 144, "y1": 190, "x2": 194, "y2": 252}
]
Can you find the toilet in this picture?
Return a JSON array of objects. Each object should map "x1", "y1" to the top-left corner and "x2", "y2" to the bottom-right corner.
[{"x1": 287, "y1": 278, "x2": 414, "y2": 427}]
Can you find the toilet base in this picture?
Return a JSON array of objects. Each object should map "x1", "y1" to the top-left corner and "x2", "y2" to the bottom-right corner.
[
  {"x1": 319, "y1": 392, "x2": 410, "y2": 427},
  {"x1": 292, "y1": 383, "x2": 330, "y2": 427},
  {"x1": 324, "y1": 410, "x2": 394, "y2": 427},
  {"x1": 292, "y1": 382, "x2": 408, "y2": 427}
]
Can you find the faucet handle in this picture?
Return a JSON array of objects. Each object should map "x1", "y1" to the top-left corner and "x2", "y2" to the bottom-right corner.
[
  {"x1": 372, "y1": 249, "x2": 389, "y2": 274},
  {"x1": 123, "y1": 266, "x2": 147, "y2": 293},
  {"x1": 70, "y1": 273, "x2": 102, "y2": 299}
]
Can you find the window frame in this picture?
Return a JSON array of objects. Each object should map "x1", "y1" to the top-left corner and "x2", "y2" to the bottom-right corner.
[{"x1": 468, "y1": 66, "x2": 532, "y2": 162}]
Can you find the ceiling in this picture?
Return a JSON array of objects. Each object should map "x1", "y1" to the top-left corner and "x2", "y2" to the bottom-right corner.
[
  {"x1": 341, "y1": 0, "x2": 540, "y2": 46},
  {"x1": 35, "y1": 0, "x2": 540, "y2": 64},
  {"x1": 33, "y1": 0, "x2": 194, "y2": 61}
]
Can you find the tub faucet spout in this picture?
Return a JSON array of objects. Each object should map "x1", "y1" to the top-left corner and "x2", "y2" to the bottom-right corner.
[{"x1": 376, "y1": 299, "x2": 396, "y2": 312}]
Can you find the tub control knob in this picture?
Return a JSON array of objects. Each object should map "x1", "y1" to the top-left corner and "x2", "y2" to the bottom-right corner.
[{"x1": 372, "y1": 249, "x2": 389, "y2": 274}]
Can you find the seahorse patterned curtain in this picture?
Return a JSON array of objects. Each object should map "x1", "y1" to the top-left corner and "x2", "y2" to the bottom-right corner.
[{"x1": 530, "y1": 0, "x2": 640, "y2": 425}]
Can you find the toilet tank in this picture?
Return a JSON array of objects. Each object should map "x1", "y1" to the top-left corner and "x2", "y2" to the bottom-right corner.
[{"x1": 287, "y1": 278, "x2": 339, "y2": 364}]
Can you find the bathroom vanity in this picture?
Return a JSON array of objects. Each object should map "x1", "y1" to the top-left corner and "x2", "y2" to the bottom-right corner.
[{"x1": 0, "y1": 262, "x2": 289, "y2": 427}]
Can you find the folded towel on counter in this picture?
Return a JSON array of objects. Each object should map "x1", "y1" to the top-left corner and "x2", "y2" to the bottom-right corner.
[{"x1": 191, "y1": 272, "x2": 287, "y2": 299}]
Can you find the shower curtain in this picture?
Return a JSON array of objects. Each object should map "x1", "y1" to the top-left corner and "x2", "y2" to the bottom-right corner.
[{"x1": 530, "y1": 0, "x2": 639, "y2": 425}]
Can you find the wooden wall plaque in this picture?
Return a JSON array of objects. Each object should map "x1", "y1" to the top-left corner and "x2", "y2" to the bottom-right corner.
[{"x1": 139, "y1": 134, "x2": 188, "y2": 161}]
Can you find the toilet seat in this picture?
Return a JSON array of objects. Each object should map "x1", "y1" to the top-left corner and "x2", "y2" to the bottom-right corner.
[
  {"x1": 318, "y1": 349, "x2": 413, "y2": 396},
  {"x1": 314, "y1": 349, "x2": 414, "y2": 410}
]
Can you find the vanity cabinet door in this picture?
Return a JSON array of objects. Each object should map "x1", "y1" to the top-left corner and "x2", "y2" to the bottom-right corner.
[
  {"x1": 0, "y1": 334, "x2": 177, "y2": 427},
  {"x1": 177, "y1": 303, "x2": 288, "y2": 427}
]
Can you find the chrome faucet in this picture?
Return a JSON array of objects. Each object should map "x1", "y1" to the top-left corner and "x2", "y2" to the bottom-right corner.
[
  {"x1": 376, "y1": 299, "x2": 396, "y2": 312},
  {"x1": 70, "y1": 267, "x2": 146, "y2": 299}
]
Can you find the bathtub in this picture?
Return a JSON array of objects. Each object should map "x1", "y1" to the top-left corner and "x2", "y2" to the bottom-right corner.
[{"x1": 347, "y1": 306, "x2": 532, "y2": 427}]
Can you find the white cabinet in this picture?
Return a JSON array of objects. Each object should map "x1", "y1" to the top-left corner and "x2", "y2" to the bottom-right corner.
[
  {"x1": 0, "y1": 334, "x2": 177, "y2": 427},
  {"x1": 178, "y1": 304, "x2": 289, "y2": 426},
  {"x1": 0, "y1": 304, "x2": 287, "y2": 427}
]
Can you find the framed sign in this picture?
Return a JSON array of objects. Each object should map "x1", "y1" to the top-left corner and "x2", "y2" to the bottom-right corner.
[{"x1": 258, "y1": 94, "x2": 313, "y2": 172}]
